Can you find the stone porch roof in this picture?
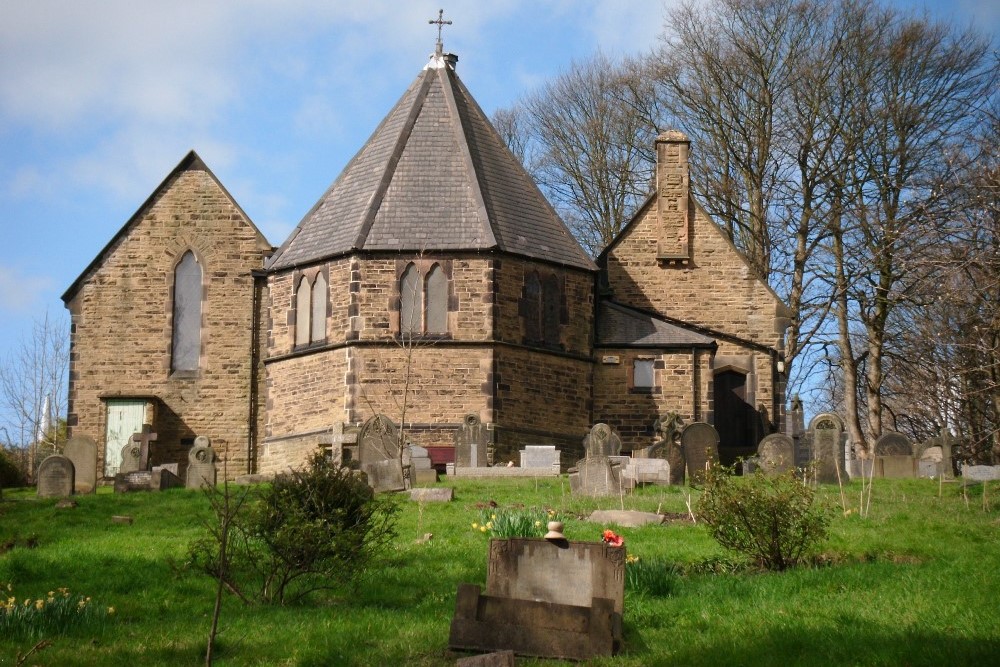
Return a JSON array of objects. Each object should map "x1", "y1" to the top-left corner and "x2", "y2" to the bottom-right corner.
[{"x1": 596, "y1": 301, "x2": 716, "y2": 348}]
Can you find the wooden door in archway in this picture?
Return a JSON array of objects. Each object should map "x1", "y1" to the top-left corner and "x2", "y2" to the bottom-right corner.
[{"x1": 713, "y1": 370, "x2": 762, "y2": 467}]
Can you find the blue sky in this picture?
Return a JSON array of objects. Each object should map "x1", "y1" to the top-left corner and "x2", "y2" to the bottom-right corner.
[{"x1": 1, "y1": 0, "x2": 997, "y2": 372}]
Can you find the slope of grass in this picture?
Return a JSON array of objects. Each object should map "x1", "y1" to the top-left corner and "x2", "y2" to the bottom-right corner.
[{"x1": 1, "y1": 476, "x2": 999, "y2": 666}]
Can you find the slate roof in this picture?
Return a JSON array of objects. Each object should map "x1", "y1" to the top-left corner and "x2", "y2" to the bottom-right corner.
[
  {"x1": 266, "y1": 55, "x2": 595, "y2": 272},
  {"x1": 596, "y1": 301, "x2": 716, "y2": 348}
]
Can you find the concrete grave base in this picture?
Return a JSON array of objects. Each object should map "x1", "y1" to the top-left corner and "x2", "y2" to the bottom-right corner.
[
  {"x1": 450, "y1": 465, "x2": 559, "y2": 478},
  {"x1": 587, "y1": 509, "x2": 664, "y2": 528},
  {"x1": 449, "y1": 583, "x2": 620, "y2": 661},
  {"x1": 409, "y1": 487, "x2": 454, "y2": 502}
]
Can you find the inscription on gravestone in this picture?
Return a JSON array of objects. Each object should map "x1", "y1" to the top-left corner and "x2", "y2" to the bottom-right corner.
[
  {"x1": 519, "y1": 445, "x2": 559, "y2": 469},
  {"x1": 119, "y1": 442, "x2": 141, "y2": 475},
  {"x1": 37, "y1": 455, "x2": 75, "y2": 498},
  {"x1": 571, "y1": 456, "x2": 622, "y2": 497},
  {"x1": 64, "y1": 434, "x2": 98, "y2": 493},
  {"x1": 681, "y1": 422, "x2": 719, "y2": 485},
  {"x1": 756, "y1": 433, "x2": 795, "y2": 476}
]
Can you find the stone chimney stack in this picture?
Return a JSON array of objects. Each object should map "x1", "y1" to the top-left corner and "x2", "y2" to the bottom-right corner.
[{"x1": 655, "y1": 130, "x2": 691, "y2": 264}]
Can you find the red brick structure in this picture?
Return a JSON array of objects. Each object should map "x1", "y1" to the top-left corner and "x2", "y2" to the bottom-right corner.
[{"x1": 64, "y1": 51, "x2": 789, "y2": 479}]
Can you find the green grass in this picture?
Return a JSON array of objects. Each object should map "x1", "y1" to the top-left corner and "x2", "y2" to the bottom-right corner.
[{"x1": 2, "y1": 477, "x2": 999, "y2": 665}]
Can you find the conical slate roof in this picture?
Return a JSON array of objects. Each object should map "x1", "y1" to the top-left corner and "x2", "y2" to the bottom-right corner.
[{"x1": 267, "y1": 54, "x2": 595, "y2": 272}]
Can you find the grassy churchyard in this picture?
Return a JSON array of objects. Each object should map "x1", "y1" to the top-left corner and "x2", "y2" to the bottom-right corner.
[{"x1": 2, "y1": 476, "x2": 999, "y2": 666}]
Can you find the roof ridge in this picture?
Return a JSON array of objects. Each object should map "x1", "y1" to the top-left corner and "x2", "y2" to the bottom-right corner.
[
  {"x1": 353, "y1": 69, "x2": 436, "y2": 250},
  {"x1": 438, "y1": 67, "x2": 497, "y2": 248}
]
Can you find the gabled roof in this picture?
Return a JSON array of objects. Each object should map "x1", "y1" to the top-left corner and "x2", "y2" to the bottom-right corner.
[
  {"x1": 61, "y1": 151, "x2": 271, "y2": 303},
  {"x1": 266, "y1": 55, "x2": 595, "y2": 272},
  {"x1": 596, "y1": 301, "x2": 716, "y2": 348}
]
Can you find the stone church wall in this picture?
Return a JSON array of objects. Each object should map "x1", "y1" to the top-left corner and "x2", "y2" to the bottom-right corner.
[
  {"x1": 592, "y1": 348, "x2": 713, "y2": 452},
  {"x1": 65, "y1": 164, "x2": 270, "y2": 480}
]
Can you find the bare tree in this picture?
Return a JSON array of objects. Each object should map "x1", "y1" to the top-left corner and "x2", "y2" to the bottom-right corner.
[
  {"x1": 0, "y1": 311, "x2": 69, "y2": 478},
  {"x1": 493, "y1": 52, "x2": 657, "y2": 255}
]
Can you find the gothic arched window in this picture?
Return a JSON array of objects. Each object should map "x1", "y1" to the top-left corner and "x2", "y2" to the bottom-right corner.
[
  {"x1": 542, "y1": 274, "x2": 561, "y2": 346},
  {"x1": 400, "y1": 263, "x2": 423, "y2": 334},
  {"x1": 310, "y1": 273, "x2": 327, "y2": 342},
  {"x1": 295, "y1": 276, "x2": 311, "y2": 347},
  {"x1": 522, "y1": 272, "x2": 542, "y2": 343},
  {"x1": 425, "y1": 264, "x2": 448, "y2": 334},
  {"x1": 171, "y1": 251, "x2": 202, "y2": 372}
]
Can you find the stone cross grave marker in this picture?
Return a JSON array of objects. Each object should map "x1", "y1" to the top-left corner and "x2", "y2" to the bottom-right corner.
[
  {"x1": 454, "y1": 413, "x2": 489, "y2": 468},
  {"x1": 583, "y1": 423, "x2": 621, "y2": 458},
  {"x1": 186, "y1": 436, "x2": 217, "y2": 490},
  {"x1": 37, "y1": 454, "x2": 75, "y2": 498},
  {"x1": 131, "y1": 424, "x2": 158, "y2": 471},
  {"x1": 681, "y1": 422, "x2": 719, "y2": 485},
  {"x1": 756, "y1": 433, "x2": 795, "y2": 476},
  {"x1": 809, "y1": 413, "x2": 845, "y2": 484},
  {"x1": 64, "y1": 434, "x2": 98, "y2": 493}
]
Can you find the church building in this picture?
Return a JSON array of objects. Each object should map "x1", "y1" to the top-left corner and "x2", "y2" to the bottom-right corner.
[{"x1": 62, "y1": 47, "x2": 790, "y2": 480}]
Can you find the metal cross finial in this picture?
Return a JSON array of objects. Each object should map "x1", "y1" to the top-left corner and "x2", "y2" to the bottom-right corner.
[{"x1": 429, "y1": 9, "x2": 452, "y2": 56}]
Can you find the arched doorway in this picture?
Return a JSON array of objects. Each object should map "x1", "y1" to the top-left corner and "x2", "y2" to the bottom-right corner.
[{"x1": 713, "y1": 370, "x2": 762, "y2": 467}]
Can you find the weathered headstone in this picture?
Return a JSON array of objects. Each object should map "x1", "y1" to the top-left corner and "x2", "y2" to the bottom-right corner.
[
  {"x1": 939, "y1": 429, "x2": 957, "y2": 478},
  {"x1": 569, "y1": 456, "x2": 623, "y2": 497},
  {"x1": 63, "y1": 434, "x2": 98, "y2": 493},
  {"x1": 874, "y1": 432, "x2": 915, "y2": 479},
  {"x1": 37, "y1": 455, "x2": 75, "y2": 498},
  {"x1": 756, "y1": 433, "x2": 795, "y2": 476},
  {"x1": 186, "y1": 436, "x2": 217, "y2": 490},
  {"x1": 454, "y1": 413, "x2": 490, "y2": 468},
  {"x1": 362, "y1": 458, "x2": 406, "y2": 493},
  {"x1": 449, "y1": 537, "x2": 625, "y2": 660},
  {"x1": 961, "y1": 464, "x2": 1000, "y2": 482},
  {"x1": 621, "y1": 458, "x2": 670, "y2": 486},
  {"x1": 119, "y1": 442, "x2": 141, "y2": 475},
  {"x1": 587, "y1": 509, "x2": 665, "y2": 527},
  {"x1": 519, "y1": 445, "x2": 559, "y2": 469},
  {"x1": 151, "y1": 467, "x2": 184, "y2": 491},
  {"x1": 405, "y1": 444, "x2": 437, "y2": 486},
  {"x1": 583, "y1": 423, "x2": 622, "y2": 457},
  {"x1": 681, "y1": 422, "x2": 719, "y2": 485},
  {"x1": 809, "y1": 413, "x2": 845, "y2": 484},
  {"x1": 874, "y1": 432, "x2": 913, "y2": 457},
  {"x1": 357, "y1": 414, "x2": 400, "y2": 465}
]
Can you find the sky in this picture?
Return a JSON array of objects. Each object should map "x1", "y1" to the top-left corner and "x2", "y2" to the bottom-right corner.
[{"x1": 1, "y1": 0, "x2": 997, "y2": 386}]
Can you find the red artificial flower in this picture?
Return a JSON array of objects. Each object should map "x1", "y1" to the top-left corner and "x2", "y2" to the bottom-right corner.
[{"x1": 602, "y1": 529, "x2": 624, "y2": 547}]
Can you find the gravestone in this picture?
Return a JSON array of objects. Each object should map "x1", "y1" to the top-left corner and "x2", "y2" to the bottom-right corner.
[
  {"x1": 621, "y1": 458, "x2": 670, "y2": 486},
  {"x1": 119, "y1": 442, "x2": 141, "y2": 475},
  {"x1": 587, "y1": 509, "x2": 665, "y2": 528},
  {"x1": 363, "y1": 458, "x2": 406, "y2": 493},
  {"x1": 64, "y1": 434, "x2": 98, "y2": 493},
  {"x1": 454, "y1": 413, "x2": 490, "y2": 468},
  {"x1": 809, "y1": 413, "x2": 845, "y2": 484},
  {"x1": 131, "y1": 424, "x2": 158, "y2": 470},
  {"x1": 520, "y1": 445, "x2": 559, "y2": 469},
  {"x1": 756, "y1": 433, "x2": 795, "y2": 476},
  {"x1": 358, "y1": 414, "x2": 400, "y2": 465},
  {"x1": 680, "y1": 422, "x2": 719, "y2": 485},
  {"x1": 449, "y1": 537, "x2": 625, "y2": 660},
  {"x1": 939, "y1": 429, "x2": 957, "y2": 478},
  {"x1": 569, "y1": 456, "x2": 623, "y2": 497},
  {"x1": 874, "y1": 432, "x2": 915, "y2": 479},
  {"x1": 186, "y1": 436, "x2": 217, "y2": 490},
  {"x1": 961, "y1": 464, "x2": 1000, "y2": 482},
  {"x1": 409, "y1": 487, "x2": 454, "y2": 502},
  {"x1": 583, "y1": 423, "x2": 622, "y2": 457},
  {"x1": 37, "y1": 455, "x2": 75, "y2": 498},
  {"x1": 874, "y1": 432, "x2": 913, "y2": 457},
  {"x1": 405, "y1": 444, "x2": 437, "y2": 486},
  {"x1": 787, "y1": 396, "x2": 809, "y2": 468}
]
